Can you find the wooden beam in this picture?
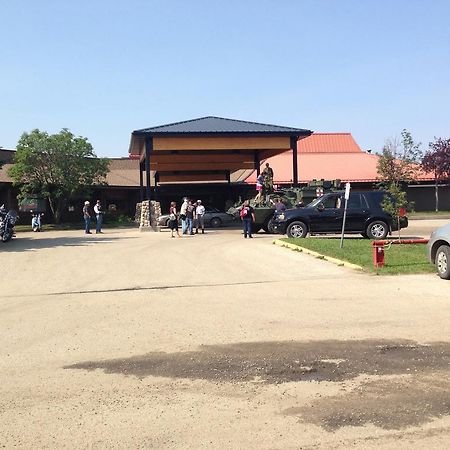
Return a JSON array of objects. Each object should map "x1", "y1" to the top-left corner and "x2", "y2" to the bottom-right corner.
[
  {"x1": 258, "y1": 148, "x2": 291, "y2": 160},
  {"x1": 158, "y1": 173, "x2": 228, "y2": 183},
  {"x1": 150, "y1": 153, "x2": 255, "y2": 164},
  {"x1": 149, "y1": 162, "x2": 255, "y2": 171},
  {"x1": 153, "y1": 136, "x2": 291, "y2": 151}
]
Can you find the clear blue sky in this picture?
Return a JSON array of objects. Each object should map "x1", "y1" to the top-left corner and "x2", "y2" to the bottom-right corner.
[{"x1": 1, "y1": 0, "x2": 449, "y2": 157}]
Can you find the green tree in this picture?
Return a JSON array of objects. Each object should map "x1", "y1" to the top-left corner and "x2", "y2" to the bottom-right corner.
[
  {"x1": 377, "y1": 129, "x2": 422, "y2": 185},
  {"x1": 8, "y1": 129, "x2": 109, "y2": 223},
  {"x1": 421, "y1": 137, "x2": 450, "y2": 212},
  {"x1": 377, "y1": 130, "x2": 422, "y2": 237}
]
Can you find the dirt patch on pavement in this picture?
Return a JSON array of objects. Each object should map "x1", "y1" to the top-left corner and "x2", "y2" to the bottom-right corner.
[
  {"x1": 65, "y1": 339, "x2": 450, "y2": 430},
  {"x1": 283, "y1": 373, "x2": 450, "y2": 430},
  {"x1": 65, "y1": 339, "x2": 450, "y2": 383}
]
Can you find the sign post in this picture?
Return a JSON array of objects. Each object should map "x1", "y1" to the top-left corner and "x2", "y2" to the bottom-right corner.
[{"x1": 339, "y1": 182, "x2": 351, "y2": 249}]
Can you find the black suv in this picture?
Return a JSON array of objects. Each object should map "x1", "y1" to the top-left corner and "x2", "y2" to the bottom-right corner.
[{"x1": 273, "y1": 190, "x2": 408, "y2": 239}]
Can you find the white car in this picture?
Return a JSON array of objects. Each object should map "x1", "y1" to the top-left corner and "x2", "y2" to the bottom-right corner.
[
  {"x1": 427, "y1": 222, "x2": 450, "y2": 279},
  {"x1": 157, "y1": 207, "x2": 235, "y2": 228}
]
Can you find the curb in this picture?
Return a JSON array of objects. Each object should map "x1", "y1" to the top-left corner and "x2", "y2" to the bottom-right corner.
[
  {"x1": 410, "y1": 215, "x2": 450, "y2": 221},
  {"x1": 273, "y1": 239, "x2": 364, "y2": 271}
]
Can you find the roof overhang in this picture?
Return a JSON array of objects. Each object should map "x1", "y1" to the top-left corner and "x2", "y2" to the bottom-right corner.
[{"x1": 128, "y1": 117, "x2": 312, "y2": 183}]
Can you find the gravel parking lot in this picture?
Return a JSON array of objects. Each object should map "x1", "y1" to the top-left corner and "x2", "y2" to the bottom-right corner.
[{"x1": 1, "y1": 219, "x2": 449, "y2": 449}]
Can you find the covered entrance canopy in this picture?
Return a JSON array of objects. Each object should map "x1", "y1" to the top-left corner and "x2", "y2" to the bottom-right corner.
[{"x1": 128, "y1": 116, "x2": 312, "y2": 200}]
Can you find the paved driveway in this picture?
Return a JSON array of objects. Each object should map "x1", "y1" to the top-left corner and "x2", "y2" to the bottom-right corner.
[{"x1": 1, "y1": 224, "x2": 449, "y2": 449}]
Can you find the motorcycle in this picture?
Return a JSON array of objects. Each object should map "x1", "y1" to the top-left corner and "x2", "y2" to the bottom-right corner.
[{"x1": 0, "y1": 204, "x2": 19, "y2": 243}]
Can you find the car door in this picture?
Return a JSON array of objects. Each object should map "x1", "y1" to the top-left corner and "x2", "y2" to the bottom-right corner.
[
  {"x1": 309, "y1": 194, "x2": 344, "y2": 232},
  {"x1": 344, "y1": 193, "x2": 369, "y2": 231}
]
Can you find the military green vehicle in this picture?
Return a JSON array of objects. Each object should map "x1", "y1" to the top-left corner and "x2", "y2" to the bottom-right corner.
[{"x1": 228, "y1": 179, "x2": 341, "y2": 233}]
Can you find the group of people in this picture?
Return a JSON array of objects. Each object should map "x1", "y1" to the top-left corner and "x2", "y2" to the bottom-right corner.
[
  {"x1": 82, "y1": 200, "x2": 104, "y2": 234},
  {"x1": 167, "y1": 198, "x2": 206, "y2": 238}
]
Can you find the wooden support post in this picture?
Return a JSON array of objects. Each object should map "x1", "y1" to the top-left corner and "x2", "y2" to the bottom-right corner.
[
  {"x1": 139, "y1": 161, "x2": 144, "y2": 202},
  {"x1": 226, "y1": 171, "x2": 232, "y2": 200},
  {"x1": 291, "y1": 136, "x2": 298, "y2": 186},
  {"x1": 254, "y1": 151, "x2": 260, "y2": 176},
  {"x1": 145, "y1": 136, "x2": 152, "y2": 200}
]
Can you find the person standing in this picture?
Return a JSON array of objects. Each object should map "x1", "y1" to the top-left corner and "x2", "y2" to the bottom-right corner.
[
  {"x1": 262, "y1": 162, "x2": 274, "y2": 197},
  {"x1": 31, "y1": 211, "x2": 43, "y2": 232},
  {"x1": 262, "y1": 162, "x2": 274, "y2": 180},
  {"x1": 186, "y1": 200, "x2": 195, "y2": 235},
  {"x1": 240, "y1": 200, "x2": 255, "y2": 238},
  {"x1": 168, "y1": 201, "x2": 181, "y2": 238},
  {"x1": 275, "y1": 197, "x2": 286, "y2": 213},
  {"x1": 180, "y1": 197, "x2": 188, "y2": 235},
  {"x1": 94, "y1": 199, "x2": 104, "y2": 234},
  {"x1": 83, "y1": 201, "x2": 92, "y2": 234},
  {"x1": 255, "y1": 174, "x2": 264, "y2": 203},
  {"x1": 195, "y1": 199, "x2": 205, "y2": 234}
]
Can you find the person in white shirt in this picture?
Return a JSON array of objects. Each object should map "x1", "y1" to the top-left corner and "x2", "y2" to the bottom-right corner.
[
  {"x1": 93, "y1": 200, "x2": 104, "y2": 234},
  {"x1": 180, "y1": 197, "x2": 189, "y2": 235},
  {"x1": 195, "y1": 200, "x2": 206, "y2": 234}
]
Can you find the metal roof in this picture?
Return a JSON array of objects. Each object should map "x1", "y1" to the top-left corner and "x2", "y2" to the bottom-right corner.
[
  {"x1": 299, "y1": 133, "x2": 363, "y2": 153},
  {"x1": 133, "y1": 116, "x2": 311, "y2": 136}
]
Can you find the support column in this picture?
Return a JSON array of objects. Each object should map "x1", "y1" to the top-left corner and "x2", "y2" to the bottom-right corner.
[
  {"x1": 291, "y1": 136, "x2": 298, "y2": 186},
  {"x1": 226, "y1": 171, "x2": 232, "y2": 200},
  {"x1": 145, "y1": 136, "x2": 152, "y2": 201},
  {"x1": 154, "y1": 172, "x2": 160, "y2": 201},
  {"x1": 254, "y1": 151, "x2": 260, "y2": 176},
  {"x1": 139, "y1": 161, "x2": 144, "y2": 202}
]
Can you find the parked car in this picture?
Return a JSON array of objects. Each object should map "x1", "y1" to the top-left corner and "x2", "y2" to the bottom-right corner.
[
  {"x1": 272, "y1": 190, "x2": 408, "y2": 239},
  {"x1": 427, "y1": 222, "x2": 450, "y2": 279},
  {"x1": 157, "y1": 207, "x2": 235, "y2": 228}
]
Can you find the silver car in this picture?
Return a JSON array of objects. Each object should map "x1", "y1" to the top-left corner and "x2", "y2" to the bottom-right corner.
[
  {"x1": 427, "y1": 222, "x2": 450, "y2": 279},
  {"x1": 157, "y1": 207, "x2": 235, "y2": 228}
]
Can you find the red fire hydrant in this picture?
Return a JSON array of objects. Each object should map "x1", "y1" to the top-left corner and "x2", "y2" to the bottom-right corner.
[{"x1": 372, "y1": 241, "x2": 385, "y2": 268}]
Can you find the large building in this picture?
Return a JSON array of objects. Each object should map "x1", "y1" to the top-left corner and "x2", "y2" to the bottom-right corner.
[{"x1": 1, "y1": 131, "x2": 447, "y2": 220}]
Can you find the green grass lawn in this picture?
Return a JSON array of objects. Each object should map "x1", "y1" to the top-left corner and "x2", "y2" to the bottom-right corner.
[{"x1": 281, "y1": 237, "x2": 435, "y2": 275}]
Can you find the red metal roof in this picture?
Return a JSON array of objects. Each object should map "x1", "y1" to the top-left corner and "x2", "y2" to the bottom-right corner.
[
  {"x1": 246, "y1": 133, "x2": 433, "y2": 184},
  {"x1": 298, "y1": 133, "x2": 362, "y2": 153}
]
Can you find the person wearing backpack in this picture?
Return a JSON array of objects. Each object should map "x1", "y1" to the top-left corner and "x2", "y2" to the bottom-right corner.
[{"x1": 240, "y1": 200, "x2": 255, "y2": 238}]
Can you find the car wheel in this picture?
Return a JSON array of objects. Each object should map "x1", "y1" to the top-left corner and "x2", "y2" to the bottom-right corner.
[
  {"x1": 210, "y1": 217, "x2": 222, "y2": 228},
  {"x1": 435, "y1": 245, "x2": 450, "y2": 279},
  {"x1": 261, "y1": 217, "x2": 275, "y2": 234},
  {"x1": 366, "y1": 221, "x2": 388, "y2": 240},
  {"x1": 266, "y1": 217, "x2": 276, "y2": 234},
  {"x1": 286, "y1": 221, "x2": 308, "y2": 238}
]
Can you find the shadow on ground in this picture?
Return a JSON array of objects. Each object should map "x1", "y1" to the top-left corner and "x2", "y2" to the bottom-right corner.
[
  {"x1": 65, "y1": 340, "x2": 450, "y2": 430},
  {"x1": 0, "y1": 235, "x2": 136, "y2": 252}
]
